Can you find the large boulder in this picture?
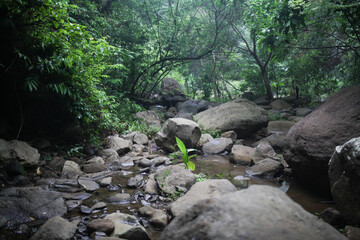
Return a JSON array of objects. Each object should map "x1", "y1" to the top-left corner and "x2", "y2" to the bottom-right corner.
[
  {"x1": 170, "y1": 179, "x2": 236, "y2": 217},
  {"x1": 0, "y1": 187, "x2": 67, "y2": 227},
  {"x1": 154, "y1": 164, "x2": 196, "y2": 195},
  {"x1": 30, "y1": 216, "x2": 77, "y2": 240},
  {"x1": 329, "y1": 137, "x2": 360, "y2": 225},
  {"x1": 194, "y1": 98, "x2": 269, "y2": 138},
  {"x1": 202, "y1": 138, "x2": 233, "y2": 155},
  {"x1": 270, "y1": 99, "x2": 292, "y2": 110},
  {"x1": 0, "y1": 139, "x2": 40, "y2": 165},
  {"x1": 283, "y1": 86, "x2": 360, "y2": 191},
  {"x1": 159, "y1": 185, "x2": 346, "y2": 240},
  {"x1": 160, "y1": 78, "x2": 186, "y2": 105},
  {"x1": 155, "y1": 118, "x2": 201, "y2": 152},
  {"x1": 105, "y1": 135, "x2": 133, "y2": 155}
]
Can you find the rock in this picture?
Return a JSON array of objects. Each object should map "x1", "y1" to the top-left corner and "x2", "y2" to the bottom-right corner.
[
  {"x1": 232, "y1": 175, "x2": 251, "y2": 188},
  {"x1": 296, "y1": 107, "x2": 312, "y2": 117},
  {"x1": 264, "y1": 134, "x2": 287, "y2": 151},
  {"x1": 159, "y1": 185, "x2": 347, "y2": 240},
  {"x1": 203, "y1": 138, "x2": 233, "y2": 155},
  {"x1": 134, "y1": 133, "x2": 148, "y2": 145},
  {"x1": 100, "y1": 177, "x2": 112, "y2": 187},
  {"x1": 170, "y1": 179, "x2": 236, "y2": 217},
  {"x1": 139, "y1": 205, "x2": 168, "y2": 229},
  {"x1": 284, "y1": 86, "x2": 360, "y2": 191},
  {"x1": 151, "y1": 156, "x2": 169, "y2": 166},
  {"x1": 99, "y1": 148, "x2": 119, "y2": 162},
  {"x1": 104, "y1": 213, "x2": 150, "y2": 240},
  {"x1": 91, "y1": 202, "x2": 107, "y2": 210},
  {"x1": 83, "y1": 143, "x2": 97, "y2": 156},
  {"x1": 127, "y1": 174, "x2": 144, "y2": 188},
  {"x1": 155, "y1": 118, "x2": 201, "y2": 152},
  {"x1": 88, "y1": 219, "x2": 115, "y2": 235},
  {"x1": 83, "y1": 162, "x2": 107, "y2": 173},
  {"x1": 30, "y1": 216, "x2": 77, "y2": 240},
  {"x1": 242, "y1": 92, "x2": 256, "y2": 101},
  {"x1": 136, "y1": 110, "x2": 162, "y2": 129},
  {"x1": 61, "y1": 192, "x2": 92, "y2": 201},
  {"x1": 138, "y1": 158, "x2": 151, "y2": 168},
  {"x1": 87, "y1": 156, "x2": 105, "y2": 165},
  {"x1": 105, "y1": 135, "x2": 133, "y2": 155},
  {"x1": 107, "y1": 193, "x2": 131, "y2": 204},
  {"x1": 230, "y1": 145, "x2": 255, "y2": 165},
  {"x1": 80, "y1": 205, "x2": 93, "y2": 214},
  {"x1": 194, "y1": 98, "x2": 269, "y2": 138},
  {"x1": 175, "y1": 99, "x2": 219, "y2": 118},
  {"x1": 145, "y1": 174, "x2": 159, "y2": 195},
  {"x1": 154, "y1": 164, "x2": 196, "y2": 195},
  {"x1": 270, "y1": 99, "x2": 292, "y2": 110},
  {"x1": 266, "y1": 120, "x2": 295, "y2": 136},
  {"x1": 81, "y1": 171, "x2": 113, "y2": 182},
  {"x1": 0, "y1": 139, "x2": 40, "y2": 165},
  {"x1": 328, "y1": 137, "x2": 360, "y2": 224},
  {"x1": 252, "y1": 140, "x2": 278, "y2": 163},
  {"x1": 254, "y1": 96, "x2": 271, "y2": 106},
  {"x1": 197, "y1": 133, "x2": 214, "y2": 147},
  {"x1": 345, "y1": 226, "x2": 360, "y2": 240},
  {"x1": 319, "y1": 207, "x2": 345, "y2": 227},
  {"x1": 220, "y1": 131, "x2": 237, "y2": 142},
  {"x1": 0, "y1": 187, "x2": 67, "y2": 228},
  {"x1": 246, "y1": 158, "x2": 283, "y2": 178},
  {"x1": 160, "y1": 78, "x2": 186, "y2": 105},
  {"x1": 165, "y1": 107, "x2": 177, "y2": 119},
  {"x1": 78, "y1": 177, "x2": 100, "y2": 192}
]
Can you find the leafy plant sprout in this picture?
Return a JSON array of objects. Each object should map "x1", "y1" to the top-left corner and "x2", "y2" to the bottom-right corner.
[{"x1": 175, "y1": 137, "x2": 196, "y2": 171}]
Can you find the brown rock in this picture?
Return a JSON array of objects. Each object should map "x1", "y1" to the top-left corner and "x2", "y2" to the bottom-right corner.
[{"x1": 88, "y1": 219, "x2": 115, "y2": 235}]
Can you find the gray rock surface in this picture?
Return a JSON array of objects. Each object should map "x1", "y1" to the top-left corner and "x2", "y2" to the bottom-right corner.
[
  {"x1": 329, "y1": 137, "x2": 360, "y2": 225},
  {"x1": 135, "y1": 110, "x2": 162, "y2": 129},
  {"x1": 139, "y1": 205, "x2": 168, "y2": 228},
  {"x1": 202, "y1": 138, "x2": 233, "y2": 155},
  {"x1": 105, "y1": 135, "x2": 133, "y2": 155},
  {"x1": 270, "y1": 99, "x2": 292, "y2": 110},
  {"x1": 155, "y1": 118, "x2": 201, "y2": 152},
  {"x1": 0, "y1": 187, "x2": 67, "y2": 227},
  {"x1": 284, "y1": 86, "x2": 360, "y2": 191},
  {"x1": 133, "y1": 133, "x2": 148, "y2": 145},
  {"x1": 61, "y1": 160, "x2": 83, "y2": 179},
  {"x1": 197, "y1": 133, "x2": 214, "y2": 147},
  {"x1": 230, "y1": 145, "x2": 255, "y2": 165},
  {"x1": 154, "y1": 164, "x2": 196, "y2": 195},
  {"x1": 160, "y1": 185, "x2": 347, "y2": 240},
  {"x1": 266, "y1": 120, "x2": 295, "y2": 136},
  {"x1": 30, "y1": 216, "x2": 77, "y2": 240},
  {"x1": 170, "y1": 179, "x2": 237, "y2": 217},
  {"x1": 194, "y1": 98, "x2": 269, "y2": 138},
  {"x1": 245, "y1": 158, "x2": 283, "y2": 178},
  {"x1": 0, "y1": 139, "x2": 40, "y2": 165}
]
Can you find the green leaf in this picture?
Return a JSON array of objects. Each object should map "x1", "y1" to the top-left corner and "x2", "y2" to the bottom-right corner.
[
  {"x1": 176, "y1": 137, "x2": 187, "y2": 155},
  {"x1": 187, "y1": 161, "x2": 196, "y2": 171}
]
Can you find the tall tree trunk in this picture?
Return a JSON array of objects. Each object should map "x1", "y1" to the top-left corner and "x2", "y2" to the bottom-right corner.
[{"x1": 261, "y1": 68, "x2": 273, "y2": 100}]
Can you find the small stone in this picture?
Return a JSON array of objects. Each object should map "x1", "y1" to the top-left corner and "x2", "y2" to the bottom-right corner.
[
  {"x1": 80, "y1": 205, "x2": 93, "y2": 214},
  {"x1": 127, "y1": 174, "x2": 144, "y2": 188},
  {"x1": 87, "y1": 219, "x2": 115, "y2": 235},
  {"x1": 345, "y1": 226, "x2": 360, "y2": 240},
  {"x1": 100, "y1": 177, "x2": 112, "y2": 187},
  {"x1": 87, "y1": 156, "x2": 105, "y2": 165},
  {"x1": 232, "y1": 175, "x2": 251, "y2": 189},
  {"x1": 92, "y1": 202, "x2": 107, "y2": 210},
  {"x1": 30, "y1": 216, "x2": 77, "y2": 240},
  {"x1": 107, "y1": 193, "x2": 131, "y2": 204},
  {"x1": 61, "y1": 160, "x2": 83, "y2": 179},
  {"x1": 138, "y1": 159, "x2": 152, "y2": 168},
  {"x1": 145, "y1": 174, "x2": 159, "y2": 195},
  {"x1": 78, "y1": 177, "x2": 100, "y2": 192}
]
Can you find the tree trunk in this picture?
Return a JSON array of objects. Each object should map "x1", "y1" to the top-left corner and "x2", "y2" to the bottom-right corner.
[{"x1": 261, "y1": 68, "x2": 273, "y2": 100}]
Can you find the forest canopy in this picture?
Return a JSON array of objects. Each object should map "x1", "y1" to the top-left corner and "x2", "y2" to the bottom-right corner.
[{"x1": 0, "y1": 0, "x2": 359, "y2": 142}]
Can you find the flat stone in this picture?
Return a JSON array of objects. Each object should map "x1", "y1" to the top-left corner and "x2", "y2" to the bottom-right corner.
[
  {"x1": 78, "y1": 177, "x2": 100, "y2": 192},
  {"x1": 61, "y1": 160, "x2": 83, "y2": 179},
  {"x1": 107, "y1": 193, "x2": 131, "y2": 204},
  {"x1": 30, "y1": 216, "x2": 77, "y2": 240},
  {"x1": 88, "y1": 219, "x2": 115, "y2": 235},
  {"x1": 80, "y1": 205, "x2": 93, "y2": 214},
  {"x1": 92, "y1": 202, "x2": 107, "y2": 210},
  {"x1": 100, "y1": 177, "x2": 112, "y2": 187},
  {"x1": 127, "y1": 174, "x2": 144, "y2": 188}
]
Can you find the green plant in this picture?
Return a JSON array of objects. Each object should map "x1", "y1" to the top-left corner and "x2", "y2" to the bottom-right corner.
[
  {"x1": 196, "y1": 173, "x2": 208, "y2": 182},
  {"x1": 175, "y1": 137, "x2": 196, "y2": 171},
  {"x1": 67, "y1": 145, "x2": 85, "y2": 158},
  {"x1": 202, "y1": 129, "x2": 222, "y2": 138},
  {"x1": 216, "y1": 173, "x2": 223, "y2": 179},
  {"x1": 169, "y1": 151, "x2": 182, "y2": 162}
]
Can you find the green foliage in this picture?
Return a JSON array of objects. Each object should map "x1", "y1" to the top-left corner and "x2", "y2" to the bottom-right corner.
[
  {"x1": 196, "y1": 173, "x2": 208, "y2": 182},
  {"x1": 175, "y1": 137, "x2": 196, "y2": 171},
  {"x1": 202, "y1": 129, "x2": 222, "y2": 139}
]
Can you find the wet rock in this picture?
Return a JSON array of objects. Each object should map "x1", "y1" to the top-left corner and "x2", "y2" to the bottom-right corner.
[
  {"x1": 155, "y1": 118, "x2": 201, "y2": 153},
  {"x1": 104, "y1": 213, "x2": 151, "y2": 240},
  {"x1": 30, "y1": 216, "x2": 77, "y2": 240},
  {"x1": 139, "y1": 205, "x2": 168, "y2": 229},
  {"x1": 220, "y1": 131, "x2": 237, "y2": 142},
  {"x1": 145, "y1": 174, "x2": 159, "y2": 195},
  {"x1": 232, "y1": 175, "x2": 251, "y2": 188},
  {"x1": 134, "y1": 133, "x2": 149, "y2": 145},
  {"x1": 345, "y1": 226, "x2": 360, "y2": 240},
  {"x1": 78, "y1": 177, "x2": 100, "y2": 192},
  {"x1": 328, "y1": 137, "x2": 360, "y2": 224},
  {"x1": 197, "y1": 133, "x2": 214, "y2": 147},
  {"x1": 100, "y1": 177, "x2": 112, "y2": 187},
  {"x1": 194, "y1": 98, "x2": 269, "y2": 138},
  {"x1": 91, "y1": 202, "x2": 107, "y2": 210},
  {"x1": 88, "y1": 219, "x2": 115, "y2": 235},
  {"x1": 151, "y1": 156, "x2": 169, "y2": 166},
  {"x1": 87, "y1": 156, "x2": 105, "y2": 165},
  {"x1": 83, "y1": 162, "x2": 107, "y2": 173},
  {"x1": 319, "y1": 207, "x2": 345, "y2": 228},
  {"x1": 270, "y1": 99, "x2": 292, "y2": 110},
  {"x1": 107, "y1": 193, "x2": 131, "y2": 204},
  {"x1": 154, "y1": 164, "x2": 196, "y2": 195},
  {"x1": 284, "y1": 86, "x2": 360, "y2": 192},
  {"x1": 66, "y1": 200, "x2": 82, "y2": 210},
  {"x1": 252, "y1": 140, "x2": 278, "y2": 163},
  {"x1": 202, "y1": 138, "x2": 233, "y2": 155},
  {"x1": 230, "y1": 145, "x2": 255, "y2": 165},
  {"x1": 80, "y1": 205, "x2": 93, "y2": 214},
  {"x1": 170, "y1": 179, "x2": 236, "y2": 217},
  {"x1": 245, "y1": 158, "x2": 283, "y2": 178},
  {"x1": 82, "y1": 171, "x2": 113, "y2": 182},
  {"x1": 159, "y1": 185, "x2": 347, "y2": 240},
  {"x1": 266, "y1": 120, "x2": 295, "y2": 136},
  {"x1": 38, "y1": 178, "x2": 82, "y2": 193},
  {"x1": 138, "y1": 158, "x2": 151, "y2": 168},
  {"x1": 0, "y1": 187, "x2": 67, "y2": 228},
  {"x1": 127, "y1": 174, "x2": 144, "y2": 188},
  {"x1": 0, "y1": 139, "x2": 40, "y2": 166},
  {"x1": 106, "y1": 135, "x2": 133, "y2": 155},
  {"x1": 61, "y1": 160, "x2": 83, "y2": 179}
]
